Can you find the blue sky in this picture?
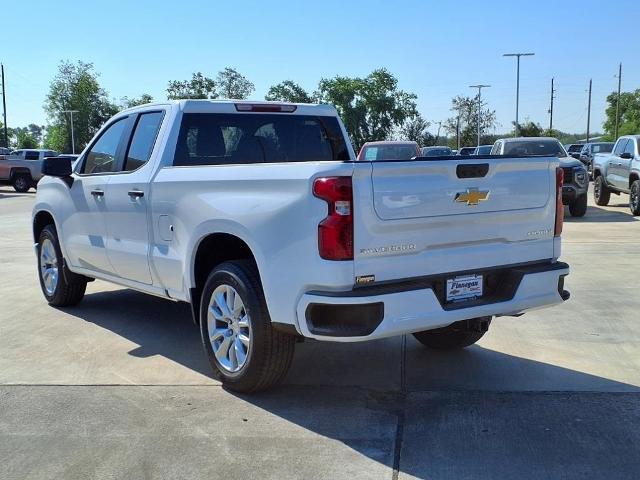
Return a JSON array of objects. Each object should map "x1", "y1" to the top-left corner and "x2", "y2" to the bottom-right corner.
[{"x1": 3, "y1": 0, "x2": 639, "y2": 135}]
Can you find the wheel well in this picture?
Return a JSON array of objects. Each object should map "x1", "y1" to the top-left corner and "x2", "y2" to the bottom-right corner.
[
  {"x1": 33, "y1": 211, "x2": 55, "y2": 243},
  {"x1": 10, "y1": 167, "x2": 32, "y2": 179},
  {"x1": 630, "y1": 173, "x2": 639, "y2": 189},
  {"x1": 190, "y1": 233, "x2": 257, "y2": 323},
  {"x1": 593, "y1": 169, "x2": 601, "y2": 179}
]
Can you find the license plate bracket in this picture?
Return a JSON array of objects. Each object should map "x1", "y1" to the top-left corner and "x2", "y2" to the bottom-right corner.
[{"x1": 446, "y1": 274, "x2": 483, "y2": 302}]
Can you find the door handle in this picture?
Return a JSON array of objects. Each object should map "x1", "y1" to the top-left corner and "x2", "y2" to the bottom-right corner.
[
  {"x1": 128, "y1": 190, "x2": 144, "y2": 198},
  {"x1": 91, "y1": 189, "x2": 104, "y2": 197}
]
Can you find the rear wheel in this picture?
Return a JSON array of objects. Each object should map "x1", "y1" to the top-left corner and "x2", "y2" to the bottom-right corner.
[
  {"x1": 199, "y1": 260, "x2": 295, "y2": 393},
  {"x1": 593, "y1": 176, "x2": 610, "y2": 206},
  {"x1": 630, "y1": 180, "x2": 640, "y2": 216},
  {"x1": 37, "y1": 225, "x2": 87, "y2": 306},
  {"x1": 569, "y1": 194, "x2": 588, "y2": 217},
  {"x1": 12, "y1": 174, "x2": 31, "y2": 193},
  {"x1": 413, "y1": 317, "x2": 491, "y2": 350}
]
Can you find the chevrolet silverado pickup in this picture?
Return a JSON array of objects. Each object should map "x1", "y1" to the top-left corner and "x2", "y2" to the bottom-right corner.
[
  {"x1": 592, "y1": 135, "x2": 640, "y2": 215},
  {"x1": 32, "y1": 100, "x2": 570, "y2": 392}
]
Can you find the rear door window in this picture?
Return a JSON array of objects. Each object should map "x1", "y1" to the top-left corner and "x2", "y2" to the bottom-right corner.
[
  {"x1": 123, "y1": 112, "x2": 164, "y2": 171},
  {"x1": 25, "y1": 151, "x2": 40, "y2": 160},
  {"x1": 173, "y1": 113, "x2": 350, "y2": 166}
]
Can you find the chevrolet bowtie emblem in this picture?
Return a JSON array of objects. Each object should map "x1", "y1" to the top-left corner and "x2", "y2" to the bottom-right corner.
[{"x1": 455, "y1": 188, "x2": 490, "y2": 206}]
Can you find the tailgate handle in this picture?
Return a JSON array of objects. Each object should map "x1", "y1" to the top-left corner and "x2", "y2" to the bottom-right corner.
[{"x1": 456, "y1": 163, "x2": 489, "y2": 178}]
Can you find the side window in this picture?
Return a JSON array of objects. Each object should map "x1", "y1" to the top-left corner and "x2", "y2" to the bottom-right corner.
[
  {"x1": 364, "y1": 147, "x2": 378, "y2": 161},
  {"x1": 613, "y1": 139, "x2": 628, "y2": 156},
  {"x1": 123, "y1": 112, "x2": 164, "y2": 171},
  {"x1": 490, "y1": 142, "x2": 500, "y2": 155},
  {"x1": 623, "y1": 140, "x2": 635, "y2": 156},
  {"x1": 82, "y1": 119, "x2": 127, "y2": 174},
  {"x1": 25, "y1": 151, "x2": 40, "y2": 160}
]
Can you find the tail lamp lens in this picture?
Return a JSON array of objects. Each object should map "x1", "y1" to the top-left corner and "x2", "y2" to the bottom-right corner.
[{"x1": 313, "y1": 177, "x2": 353, "y2": 260}]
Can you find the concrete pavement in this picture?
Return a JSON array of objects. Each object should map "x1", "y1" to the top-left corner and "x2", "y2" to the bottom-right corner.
[{"x1": 1, "y1": 186, "x2": 639, "y2": 479}]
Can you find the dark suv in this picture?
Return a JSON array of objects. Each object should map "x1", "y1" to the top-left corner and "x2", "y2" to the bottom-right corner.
[{"x1": 578, "y1": 142, "x2": 614, "y2": 177}]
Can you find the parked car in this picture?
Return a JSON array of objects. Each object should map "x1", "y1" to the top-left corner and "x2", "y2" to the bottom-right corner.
[
  {"x1": 491, "y1": 137, "x2": 588, "y2": 217},
  {"x1": 592, "y1": 135, "x2": 640, "y2": 215},
  {"x1": 357, "y1": 141, "x2": 420, "y2": 161},
  {"x1": 473, "y1": 145, "x2": 493, "y2": 155},
  {"x1": 0, "y1": 146, "x2": 11, "y2": 158},
  {"x1": 32, "y1": 100, "x2": 569, "y2": 392},
  {"x1": 421, "y1": 146, "x2": 453, "y2": 156},
  {"x1": 578, "y1": 142, "x2": 614, "y2": 177},
  {"x1": 565, "y1": 144, "x2": 583, "y2": 159},
  {"x1": 458, "y1": 146, "x2": 476, "y2": 156},
  {"x1": 0, "y1": 149, "x2": 60, "y2": 192}
]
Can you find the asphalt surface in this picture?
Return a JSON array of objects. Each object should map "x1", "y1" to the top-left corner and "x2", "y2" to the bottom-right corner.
[{"x1": 1, "y1": 185, "x2": 639, "y2": 479}]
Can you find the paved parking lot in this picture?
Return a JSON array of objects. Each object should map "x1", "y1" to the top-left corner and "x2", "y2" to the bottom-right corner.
[{"x1": 1, "y1": 185, "x2": 639, "y2": 479}]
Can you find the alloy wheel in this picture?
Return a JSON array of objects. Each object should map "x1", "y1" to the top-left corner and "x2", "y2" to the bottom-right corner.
[{"x1": 40, "y1": 238, "x2": 59, "y2": 295}]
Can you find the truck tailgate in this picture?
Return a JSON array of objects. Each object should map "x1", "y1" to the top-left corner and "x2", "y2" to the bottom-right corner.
[{"x1": 352, "y1": 156, "x2": 558, "y2": 283}]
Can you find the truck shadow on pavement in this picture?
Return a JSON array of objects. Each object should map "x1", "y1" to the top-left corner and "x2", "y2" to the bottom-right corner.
[
  {"x1": 564, "y1": 205, "x2": 637, "y2": 222},
  {"x1": 64, "y1": 288, "x2": 640, "y2": 479}
]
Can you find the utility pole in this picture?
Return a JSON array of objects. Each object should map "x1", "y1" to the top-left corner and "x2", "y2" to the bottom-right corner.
[
  {"x1": 469, "y1": 84, "x2": 490, "y2": 147},
  {"x1": 503, "y1": 52, "x2": 535, "y2": 136},
  {"x1": 456, "y1": 114, "x2": 460, "y2": 150},
  {"x1": 1, "y1": 64, "x2": 7, "y2": 149},
  {"x1": 614, "y1": 63, "x2": 622, "y2": 140},
  {"x1": 586, "y1": 79, "x2": 592, "y2": 143},
  {"x1": 62, "y1": 110, "x2": 79, "y2": 154},
  {"x1": 548, "y1": 77, "x2": 555, "y2": 132},
  {"x1": 434, "y1": 121, "x2": 442, "y2": 146}
]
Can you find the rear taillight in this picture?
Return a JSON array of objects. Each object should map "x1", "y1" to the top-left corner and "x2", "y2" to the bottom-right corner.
[
  {"x1": 555, "y1": 167, "x2": 564, "y2": 236},
  {"x1": 313, "y1": 177, "x2": 353, "y2": 260}
]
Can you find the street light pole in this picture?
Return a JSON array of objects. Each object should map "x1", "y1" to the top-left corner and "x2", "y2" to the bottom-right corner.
[
  {"x1": 614, "y1": 63, "x2": 622, "y2": 140},
  {"x1": 1, "y1": 63, "x2": 8, "y2": 148},
  {"x1": 469, "y1": 84, "x2": 490, "y2": 147},
  {"x1": 62, "y1": 110, "x2": 79, "y2": 154},
  {"x1": 503, "y1": 52, "x2": 535, "y2": 136}
]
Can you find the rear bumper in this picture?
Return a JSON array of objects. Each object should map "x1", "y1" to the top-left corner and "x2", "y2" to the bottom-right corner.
[{"x1": 296, "y1": 261, "x2": 569, "y2": 342}]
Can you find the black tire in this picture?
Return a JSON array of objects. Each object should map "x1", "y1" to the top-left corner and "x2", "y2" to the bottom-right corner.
[
  {"x1": 12, "y1": 174, "x2": 31, "y2": 193},
  {"x1": 630, "y1": 180, "x2": 640, "y2": 216},
  {"x1": 37, "y1": 224, "x2": 87, "y2": 306},
  {"x1": 569, "y1": 194, "x2": 588, "y2": 217},
  {"x1": 593, "y1": 175, "x2": 610, "y2": 206},
  {"x1": 412, "y1": 317, "x2": 491, "y2": 350},
  {"x1": 199, "y1": 260, "x2": 295, "y2": 393}
]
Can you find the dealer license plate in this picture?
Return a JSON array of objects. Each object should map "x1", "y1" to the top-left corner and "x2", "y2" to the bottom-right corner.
[{"x1": 446, "y1": 274, "x2": 483, "y2": 302}]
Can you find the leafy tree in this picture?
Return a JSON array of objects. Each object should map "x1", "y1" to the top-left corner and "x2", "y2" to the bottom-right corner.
[
  {"x1": 16, "y1": 129, "x2": 38, "y2": 149},
  {"x1": 121, "y1": 93, "x2": 153, "y2": 109},
  {"x1": 44, "y1": 60, "x2": 119, "y2": 152},
  {"x1": 265, "y1": 80, "x2": 314, "y2": 103},
  {"x1": 602, "y1": 89, "x2": 640, "y2": 140},
  {"x1": 316, "y1": 68, "x2": 417, "y2": 150},
  {"x1": 517, "y1": 120, "x2": 544, "y2": 137},
  {"x1": 216, "y1": 67, "x2": 254, "y2": 99},
  {"x1": 443, "y1": 95, "x2": 497, "y2": 147},
  {"x1": 167, "y1": 72, "x2": 217, "y2": 99},
  {"x1": 399, "y1": 114, "x2": 433, "y2": 146}
]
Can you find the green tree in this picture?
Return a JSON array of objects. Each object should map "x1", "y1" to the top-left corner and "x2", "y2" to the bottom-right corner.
[
  {"x1": 121, "y1": 93, "x2": 153, "y2": 109},
  {"x1": 265, "y1": 80, "x2": 314, "y2": 103},
  {"x1": 517, "y1": 120, "x2": 544, "y2": 137},
  {"x1": 16, "y1": 129, "x2": 38, "y2": 149},
  {"x1": 316, "y1": 68, "x2": 417, "y2": 150},
  {"x1": 44, "y1": 60, "x2": 119, "y2": 152},
  {"x1": 216, "y1": 67, "x2": 254, "y2": 99},
  {"x1": 602, "y1": 89, "x2": 640, "y2": 140},
  {"x1": 167, "y1": 72, "x2": 217, "y2": 99},
  {"x1": 399, "y1": 114, "x2": 433, "y2": 146},
  {"x1": 443, "y1": 95, "x2": 497, "y2": 147}
]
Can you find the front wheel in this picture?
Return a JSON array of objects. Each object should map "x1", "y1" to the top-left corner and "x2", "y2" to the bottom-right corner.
[
  {"x1": 199, "y1": 260, "x2": 295, "y2": 393},
  {"x1": 569, "y1": 194, "x2": 588, "y2": 217},
  {"x1": 12, "y1": 174, "x2": 31, "y2": 193},
  {"x1": 413, "y1": 317, "x2": 491, "y2": 350},
  {"x1": 630, "y1": 180, "x2": 640, "y2": 216},
  {"x1": 593, "y1": 176, "x2": 610, "y2": 206},
  {"x1": 37, "y1": 225, "x2": 87, "y2": 306}
]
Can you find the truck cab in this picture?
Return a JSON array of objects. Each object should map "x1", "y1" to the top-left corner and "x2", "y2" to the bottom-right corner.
[{"x1": 592, "y1": 135, "x2": 640, "y2": 215}]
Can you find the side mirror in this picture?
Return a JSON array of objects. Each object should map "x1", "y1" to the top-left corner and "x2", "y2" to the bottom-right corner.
[
  {"x1": 570, "y1": 153, "x2": 581, "y2": 159},
  {"x1": 42, "y1": 157, "x2": 72, "y2": 177},
  {"x1": 620, "y1": 152, "x2": 633, "y2": 160}
]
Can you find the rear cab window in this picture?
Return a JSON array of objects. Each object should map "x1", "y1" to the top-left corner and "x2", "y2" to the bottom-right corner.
[{"x1": 173, "y1": 113, "x2": 350, "y2": 166}]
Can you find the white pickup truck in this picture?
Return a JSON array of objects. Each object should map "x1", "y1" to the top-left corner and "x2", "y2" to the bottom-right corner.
[{"x1": 32, "y1": 100, "x2": 570, "y2": 392}]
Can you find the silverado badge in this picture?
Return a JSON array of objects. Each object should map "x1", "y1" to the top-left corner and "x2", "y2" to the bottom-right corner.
[{"x1": 455, "y1": 188, "x2": 490, "y2": 206}]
